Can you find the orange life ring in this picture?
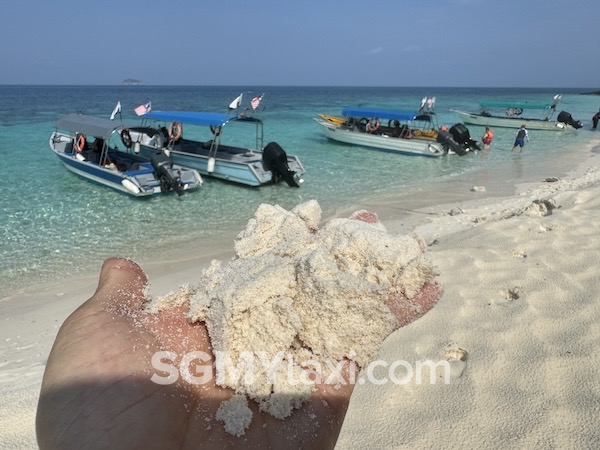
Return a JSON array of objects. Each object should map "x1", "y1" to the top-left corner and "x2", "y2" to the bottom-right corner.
[
  {"x1": 75, "y1": 133, "x2": 86, "y2": 153},
  {"x1": 366, "y1": 118, "x2": 380, "y2": 133},
  {"x1": 168, "y1": 122, "x2": 182, "y2": 141}
]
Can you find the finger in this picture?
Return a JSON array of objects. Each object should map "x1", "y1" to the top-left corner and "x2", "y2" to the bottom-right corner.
[{"x1": 88, "y1": 257, "x2": 148, "y2": 312}]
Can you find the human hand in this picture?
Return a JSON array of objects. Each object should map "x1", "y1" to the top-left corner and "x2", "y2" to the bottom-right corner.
[{"x1": 36, "y1": 258, "x2": 353, "y2": 450}]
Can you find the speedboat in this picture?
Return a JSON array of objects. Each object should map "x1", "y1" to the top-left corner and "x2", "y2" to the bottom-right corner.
[
  {"x1": 451, "y1": 94, "x2": 582, "y2": 131},
  {"x1": 315, "y1": 106, "x2": 445, "y2": 157},
  {"x1": 314, "y1": 97, "x2": 479, "y2": 157},
  {"x1": 120, "y1": 111, "x2": 305, "y2": 188},
  {"x1": 49, "y1": 113, "x2": 203, "y2": 197}
]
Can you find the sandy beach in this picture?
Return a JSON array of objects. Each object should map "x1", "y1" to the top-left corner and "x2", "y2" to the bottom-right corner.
[{"x1": 2, "y1": 138, "x2": 599, "y2": 449}]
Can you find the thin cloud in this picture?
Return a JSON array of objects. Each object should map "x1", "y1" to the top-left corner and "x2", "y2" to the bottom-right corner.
[{"x1": 368, "y1": 47, "x2": 383, "y2": 55}]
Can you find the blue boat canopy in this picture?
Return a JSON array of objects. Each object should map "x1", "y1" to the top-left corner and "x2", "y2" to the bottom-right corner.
[
  {"x1": 341, "y1": 107, "x2": 416, "y2": 121},
  {"x1": 143, "y1": 111, "x2": 234, "y2": 127}
]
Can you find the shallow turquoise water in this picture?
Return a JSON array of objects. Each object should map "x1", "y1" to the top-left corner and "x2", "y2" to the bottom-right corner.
[{"x1": 1, "y1": 85, "x2": 598, "y2": 296}]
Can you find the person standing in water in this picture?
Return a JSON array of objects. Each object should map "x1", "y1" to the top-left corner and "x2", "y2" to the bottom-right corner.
[
  {"x1": 512, "y1": 125, "x2": 529, "y2": 152},
  {"x1": 481, "y1": 126, "x2": 494, "y2": 150},
  {"x1": 592, "y1": 109, "x2": 600, "y2": 129}
]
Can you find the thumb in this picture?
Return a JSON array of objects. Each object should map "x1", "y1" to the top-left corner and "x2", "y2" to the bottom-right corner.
[{"x1": 87, "y1": 257, "x2": 148, "y2": 312}]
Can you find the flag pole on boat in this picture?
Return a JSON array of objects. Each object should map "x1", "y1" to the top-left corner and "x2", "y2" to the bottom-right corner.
[
  {"x1": 110, "y1": 101, "x2": 122, "y2": 122},
  {"x1": 248, "y1": 93, "x2": 265, "y2": 116},
  {"x1": 228, "y1": 93, "x2": 243, "y2": 112}
]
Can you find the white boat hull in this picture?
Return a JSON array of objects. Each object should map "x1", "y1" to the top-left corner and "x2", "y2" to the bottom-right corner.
[
  {"x1": 49, "y1": 131, "x2": 202, "y2": 197},
  {"x1": 315, "y1": 119, "x2": 444, "y2": 157},
  {"x1": 127, "y1": 124, "x2": 305, "y2": 187},
  {"x1": 451, "y1": 110, "x2": 567, "y2": 131}
]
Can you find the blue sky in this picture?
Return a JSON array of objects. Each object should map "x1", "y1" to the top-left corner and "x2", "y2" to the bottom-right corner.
[{"x1": 1, "y1": 0, "x2": 598, "y2": 87}]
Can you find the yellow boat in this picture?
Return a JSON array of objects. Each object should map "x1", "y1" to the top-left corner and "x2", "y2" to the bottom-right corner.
[{"x1": 314, "y1": 100, "x2": 482, "y2": 157}]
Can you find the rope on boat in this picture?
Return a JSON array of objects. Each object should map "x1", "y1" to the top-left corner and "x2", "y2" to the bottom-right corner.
[{"x1": 36, "y1": 139, "x2": 49, "y2": 152}]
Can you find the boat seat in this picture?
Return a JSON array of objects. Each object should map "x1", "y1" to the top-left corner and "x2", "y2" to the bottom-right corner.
[
  {"x1": 132, "y1": 172, "x2": 160, "y2": 186},
  {"x1": 219, "y1": 144, "x2": 250, "y2": 155},
  {"x1": 81, "y1": 150, "x2": 101, "y2": 164},
  {"x1": 123, "y1": 162, "x2": 154, "y2": 177},
  {"x1": 124, "y1": 166, "x2": 154, "y2": 176},
  {"x1": 180, "y1": 142, "x2": 202, "y2": 154}
]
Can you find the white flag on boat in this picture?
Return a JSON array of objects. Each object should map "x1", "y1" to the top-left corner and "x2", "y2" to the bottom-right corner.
[
  {"x1": 419, "y1": 96, "x2": 435, "y2": 113},
  {"x1": 228, "y1": 93, "x2": 243, "y2": 111},
  {"x1": 251, "y1": 94, "x2": 264, "y2": 111},
  {"x1": 134, "y1": 102, "x2": 152, "y2": 116},
  {"x1": 110, "y1": 101, "x2": 121, "y2": 120}
]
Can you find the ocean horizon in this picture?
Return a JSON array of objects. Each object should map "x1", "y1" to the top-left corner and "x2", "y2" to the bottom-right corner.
[
  {"x1": 2, "y1": 84, "x2": 598, "y2": 89},
  {"x1": 1, "y1": 85, "x2": 599, "y2": 298}
]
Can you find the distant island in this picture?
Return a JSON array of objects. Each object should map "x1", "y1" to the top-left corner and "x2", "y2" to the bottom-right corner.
[{"x1": 122, "y1": 79, "x2": 142, "y2": 86}]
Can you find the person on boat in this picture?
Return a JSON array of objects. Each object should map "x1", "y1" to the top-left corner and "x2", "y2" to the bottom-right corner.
[
  {"x1": 168, "y1": 121, "x2": 183, "y2": 146},
  {"x1": 592, "y1": 109, "x2": 600, "y2": 129},
  {"x1": 89, "y1": 138, "x2": 104, "y2": 164},
  {"x1": 512, "y1": 125, "x2": 529, "y2": 152},
  {"x1": 481, "y1": 126, "x2": 494, "y2": 150},
  {"x1": 366, "y1": 118, "x2": 381, "y2": 134},
  {"x1": 88, "y1": 137, "x2": 116, "y2": 168}
]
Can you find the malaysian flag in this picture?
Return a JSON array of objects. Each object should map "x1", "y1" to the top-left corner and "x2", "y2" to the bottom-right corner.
[
  {"x1": 134, "y1": 102, "x2": 152, "y2": 116},
  {"x1": 250, "y1": 94, "x2": 264, "y2": 111}
]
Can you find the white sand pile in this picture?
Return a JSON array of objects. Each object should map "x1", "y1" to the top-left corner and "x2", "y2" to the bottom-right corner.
[
  {"x1": 147, "y1": 199, "x2": 442, "y2": 436},
  {"x1": 335, "y1": 156, "x2": 600, "y2": 449}
]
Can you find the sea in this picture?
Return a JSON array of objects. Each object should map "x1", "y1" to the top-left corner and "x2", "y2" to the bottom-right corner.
[{"x1": 1, "y1": 85, "x2": 599, "y2": 298}]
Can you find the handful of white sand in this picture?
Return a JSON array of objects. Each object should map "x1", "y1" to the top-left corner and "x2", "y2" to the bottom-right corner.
[{"x1": 148, "y1": 200, "x2": 442, "y2": 436}]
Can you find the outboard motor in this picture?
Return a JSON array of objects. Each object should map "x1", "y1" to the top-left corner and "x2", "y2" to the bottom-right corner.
[
  {"x1": 557, "y1": 111, "x2": 582, "y2": 129},
  {"x1": 150, "y1": 152, "x2": 185, "y2": 195},
  {"x1": 436, "y1": 130, "x2": 467, "y2": 156},
  {"x1": 262, "y1": 142, "x2": 301, "y2": 187},
  {"x1": 449, "y1": 123, "x2": 481, "y2": 152}
]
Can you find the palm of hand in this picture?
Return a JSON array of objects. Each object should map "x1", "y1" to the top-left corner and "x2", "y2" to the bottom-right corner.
[{"x1": 36, "y1": 259, "x2": 350, "y2": 450}]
